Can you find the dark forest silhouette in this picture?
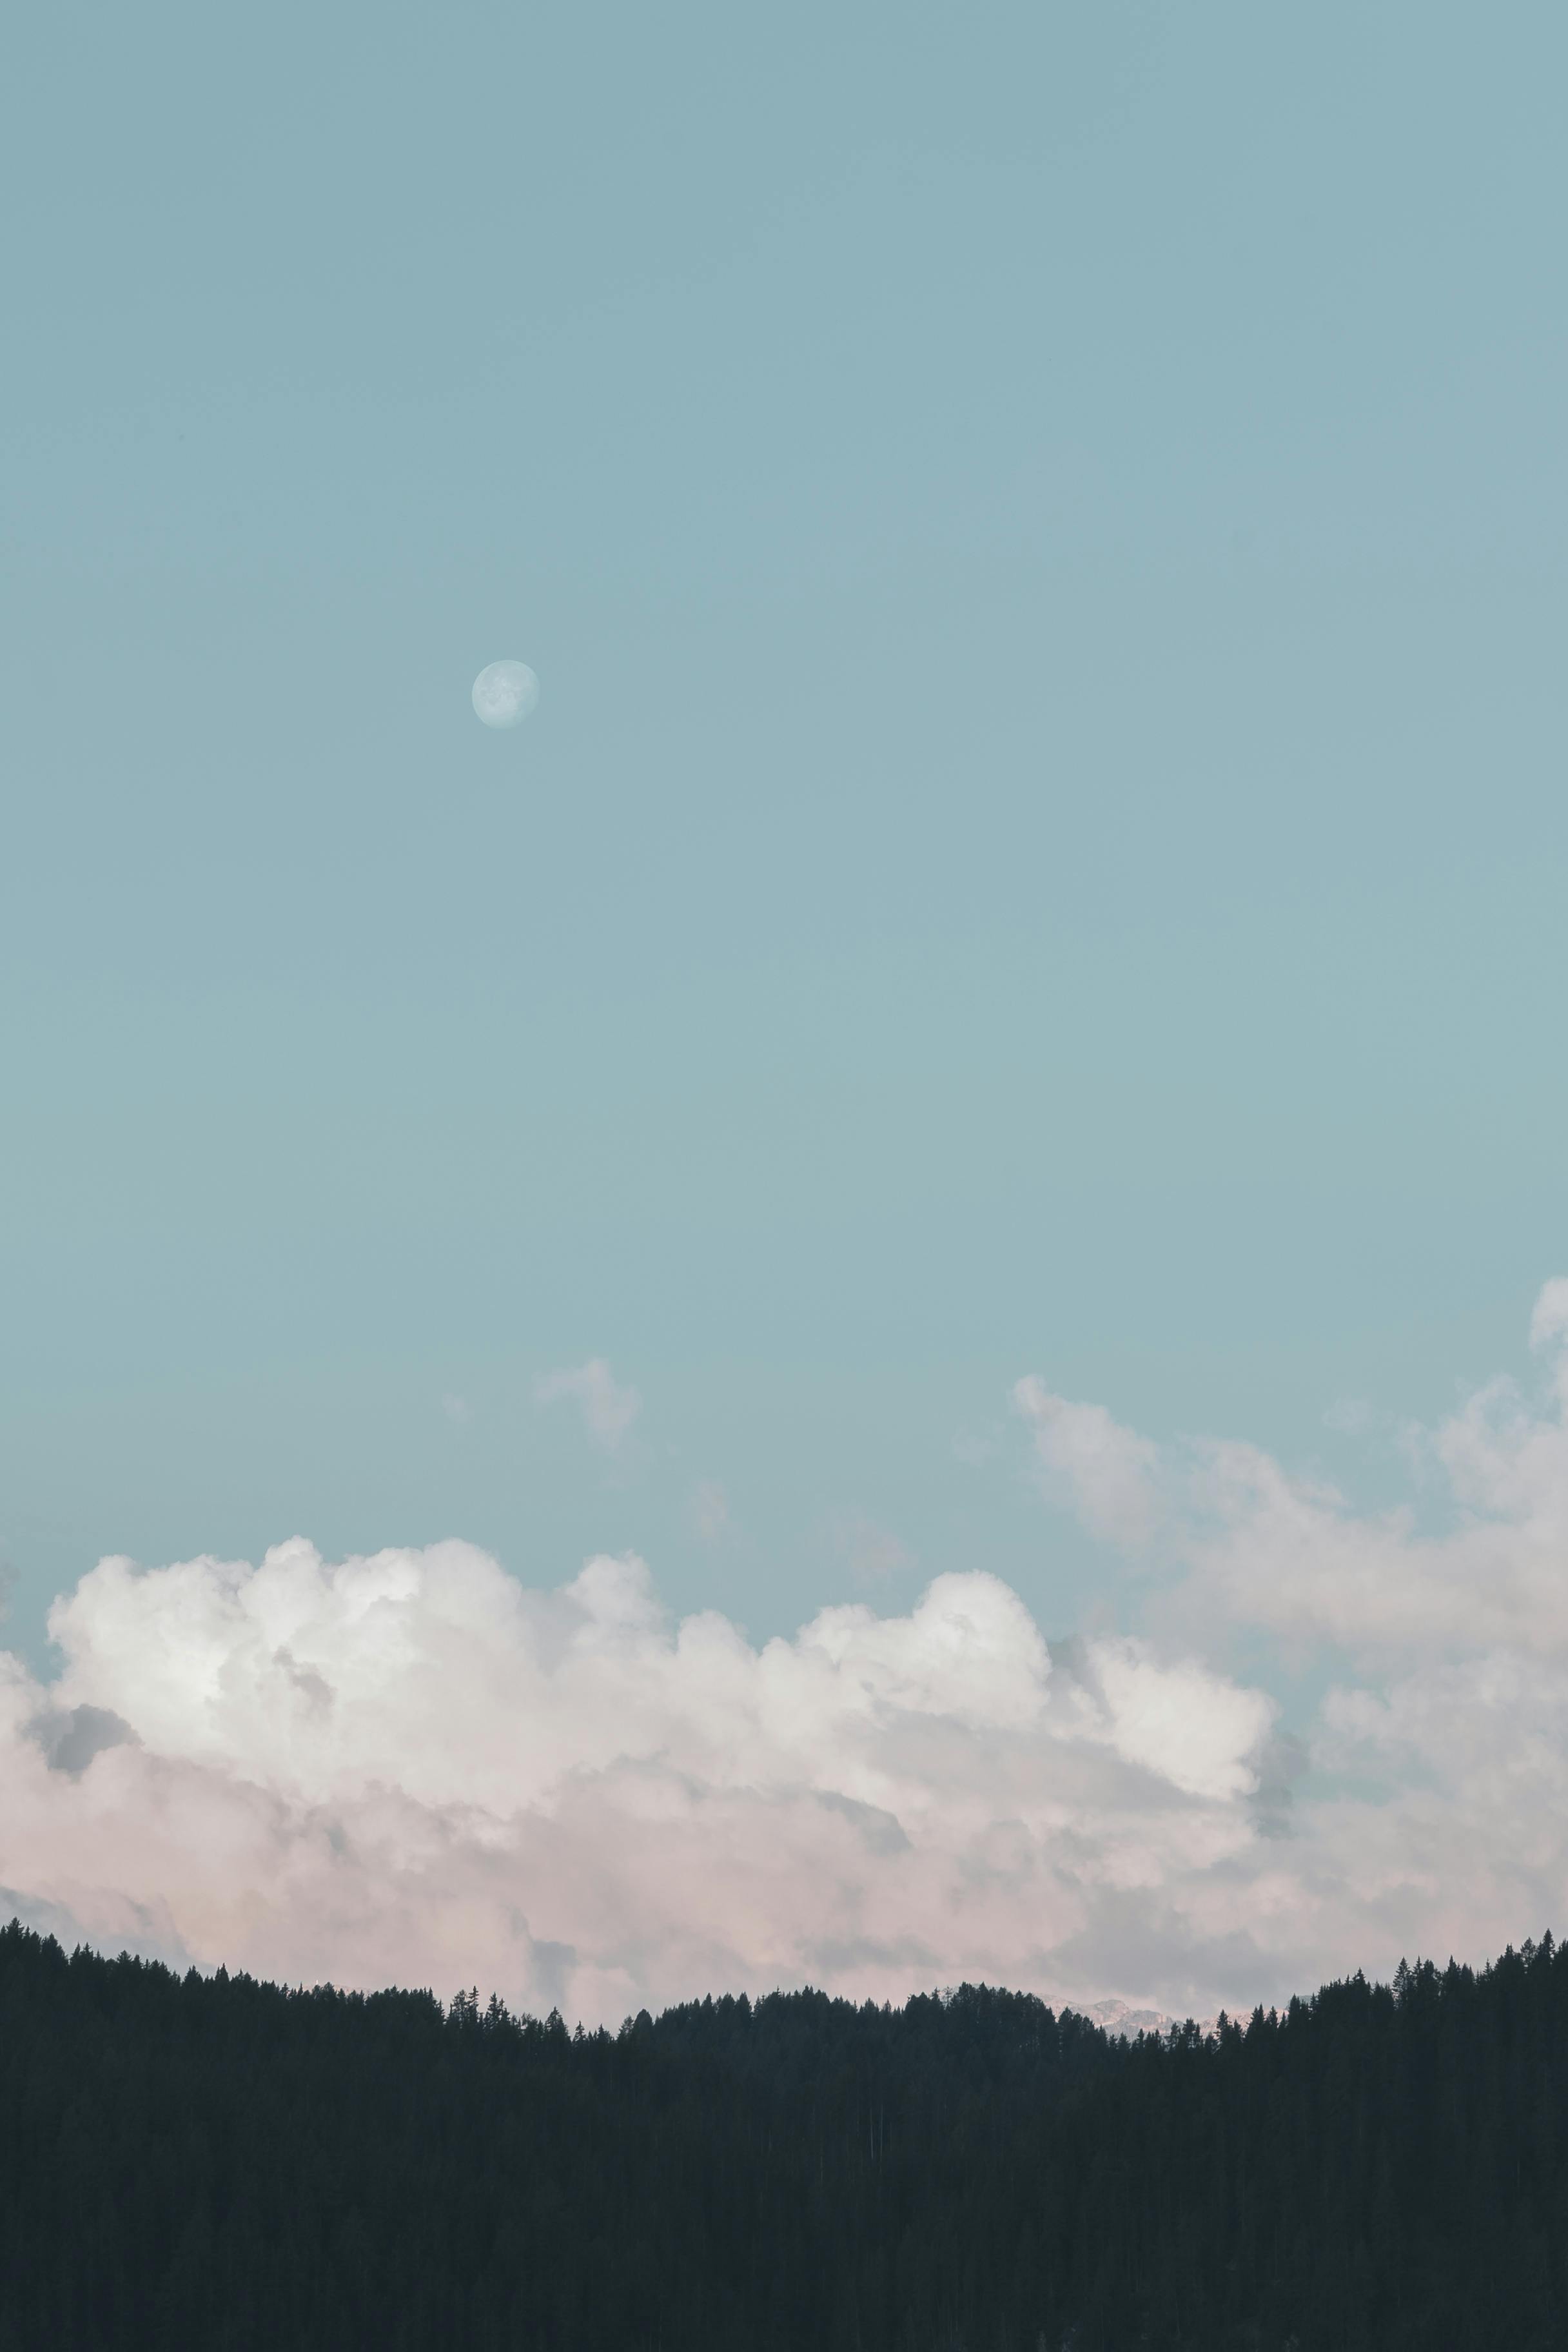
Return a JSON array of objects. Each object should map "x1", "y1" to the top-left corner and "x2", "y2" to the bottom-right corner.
[{"x1": 1, "y1": 1916, "x2": 1563, "y2": 2349}]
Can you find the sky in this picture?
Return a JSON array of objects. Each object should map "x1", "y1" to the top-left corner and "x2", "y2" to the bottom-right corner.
[{"x1": 3, "y1": 0, "x2": 1568, "y2": 2022}]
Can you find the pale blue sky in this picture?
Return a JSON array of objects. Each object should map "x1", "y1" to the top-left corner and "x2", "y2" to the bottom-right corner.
[{"x1": 4, "y1": 0, "x2": 1567, "y2": 1672}]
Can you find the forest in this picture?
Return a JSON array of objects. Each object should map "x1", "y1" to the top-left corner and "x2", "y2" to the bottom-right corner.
[{"x1": 1, "y1": 1916, "x2": 1563, "y2": 2350}]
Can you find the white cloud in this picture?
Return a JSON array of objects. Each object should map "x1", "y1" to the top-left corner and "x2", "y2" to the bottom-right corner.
[
  {"x1": 534, "y1": 1358, "x2": 642, "y2": 1453},
  {"x1": 0, "y1": 1539, "x2": 1282, "y2": 2024},
  {"x1": 1084, "y1": 1640, "x2": 1273, "y2": 1803}
]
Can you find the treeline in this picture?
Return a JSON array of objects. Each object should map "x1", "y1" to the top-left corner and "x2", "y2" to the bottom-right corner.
[{"x1": 1, "y1": 1917, "x2": 1565, "y2": 2349}]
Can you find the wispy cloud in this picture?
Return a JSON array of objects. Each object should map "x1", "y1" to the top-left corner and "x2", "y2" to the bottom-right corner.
[
  {"x1": 1012, "y1": 1381, "x2": 1162, "y2": 1548},
  {"x1": 534, "y1": 1358, "x2": 642, "y2": 1453},
  {"x1": 1020, "y1": 1279, "x2": 1568, "y2": 1661},
  {"x1": 691, "y1": 1482, "x2": 730, "y2": 1542},
  {"x1": 829, "y1": 1509, "x2": 914, "y2": 1589}
]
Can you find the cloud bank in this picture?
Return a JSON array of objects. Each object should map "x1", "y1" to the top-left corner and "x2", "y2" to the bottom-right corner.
[{"x1": 4, "y1": 1288, "x2": 1567, "y2": 2024}]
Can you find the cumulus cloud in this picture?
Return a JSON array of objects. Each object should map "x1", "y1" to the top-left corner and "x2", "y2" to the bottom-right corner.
[
  {"x1": 0, "y1": 1538, "x2": 1286, "y2": 2024},
  {"x1": 5, "y1": 1284, "x2": 1567, "y2": 2028},
  {"x1": 534, "y1": 1358, "x2": 641, "y2": 1453}
]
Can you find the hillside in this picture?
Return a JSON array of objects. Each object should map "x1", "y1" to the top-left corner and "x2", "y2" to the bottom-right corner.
[{"x1": 2, "y1": 1919, "x2": 1565, "y2": 2349}]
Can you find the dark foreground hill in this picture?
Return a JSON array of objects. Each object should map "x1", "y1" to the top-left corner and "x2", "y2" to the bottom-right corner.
[{"x1": 1, "y1": 1920, "x2": 1566, "y2": 2351}]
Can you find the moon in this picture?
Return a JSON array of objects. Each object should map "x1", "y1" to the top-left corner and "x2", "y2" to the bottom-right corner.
[{"x1": 471, "y1": 660, "x2": 540, "y2": 729}]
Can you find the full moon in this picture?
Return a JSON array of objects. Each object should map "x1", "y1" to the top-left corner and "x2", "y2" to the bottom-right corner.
[{"x1": 471, "y1": 660, "x2": 540, "y2": 729}]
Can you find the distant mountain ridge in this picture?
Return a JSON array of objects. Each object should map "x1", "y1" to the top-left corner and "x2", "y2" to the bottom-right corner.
[{"x1": 1079, "y1": 1994, "x2": 1215, "y2": 2039}]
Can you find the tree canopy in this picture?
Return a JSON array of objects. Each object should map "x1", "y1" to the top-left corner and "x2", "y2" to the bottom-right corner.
[{"x1": 1, "y1": 1918, "x2": 1564, "y2": 2349}]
